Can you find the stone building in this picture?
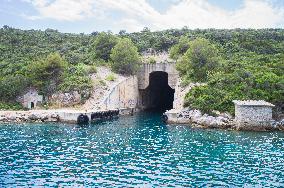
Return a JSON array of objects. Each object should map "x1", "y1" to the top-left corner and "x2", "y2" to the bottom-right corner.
[
  {"x1": 233, "y1": 100, "x2": 275, "y2": 130},
  {"x1": 17, "y1": 88, "x2": 43, "y2": 109}
]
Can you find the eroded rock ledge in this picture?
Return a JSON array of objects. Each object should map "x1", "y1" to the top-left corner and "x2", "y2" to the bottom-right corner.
[
  {"x1": 0, "y1": 110, "x2": 60, "y2": 123},
  {"x1": 164, "y1": 109, "x2": 284, "y2": 131}
]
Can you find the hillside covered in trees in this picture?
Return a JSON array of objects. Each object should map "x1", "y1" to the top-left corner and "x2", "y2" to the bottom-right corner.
[
  {"x1": 0, "y1": 26, "x2": 140, "y2": 109},
  {"x1": 0, "y1": 26, "x2": 283, "y2": 114}
]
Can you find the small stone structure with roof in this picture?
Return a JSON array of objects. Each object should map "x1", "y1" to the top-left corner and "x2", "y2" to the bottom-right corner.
[
  {"x1": 17, "y1": 88, "x2": 43, "y2": 109},
  {"x1": 233, "y1": 100, "x2": 275, "y2": 130}
]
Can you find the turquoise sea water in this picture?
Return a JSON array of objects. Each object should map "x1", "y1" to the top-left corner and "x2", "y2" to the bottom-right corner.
[{"x1": 0, "y1": 112, "x2": 284, "y2": 187}]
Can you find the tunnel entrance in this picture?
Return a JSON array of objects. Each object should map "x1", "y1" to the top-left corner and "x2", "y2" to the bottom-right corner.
[{"x1": 140, "y1": 71, "x2": 175, "y2": 112}]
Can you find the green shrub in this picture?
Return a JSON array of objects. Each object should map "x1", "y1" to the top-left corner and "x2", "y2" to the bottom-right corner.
[
  {"x1": 183, "y1": 54, "x2": 284, "y2": 114},
  {"x1": 86, "y1": 65, "x2": 97, "y2": 74},
  {"x1": 169, "y1": 36, "x2": 190, "y2": 60},
  {"x1": 93, "y1": 59, "x2": 108, "y2": 66},
  {"x1": 59, "y1": 63, "x2": 93, "y2": 100},
  {"x1": 0, "y1": 102, "x2": 24, "y2": 110},
  {"x1": 42, "y1": 102, "x2": 49, "y2": 110},
  {"x1": 0, "y1": 75, "x2": 29, "y2": 101},
  {"x1": 27, "y1": 53, "x2": 67, "y2": 96},
  {"x1": 92, "y1": 32, "x2": 118, "y2": 61},
  {"x1": 176, "y1": 38, "x2": 220, "y2": 82},
  {"x1": 99, "y1": 80, "x2": 106, "y2": 86},
  {"x1": 105, "y1": 74, "x2": 116, "y2": 81},
  {"x1": 148, "y1": 57, "x2": 156, "y2": 64},
  {"x1": 110, "y1": 38, "x2": 141, "y2": 75}
]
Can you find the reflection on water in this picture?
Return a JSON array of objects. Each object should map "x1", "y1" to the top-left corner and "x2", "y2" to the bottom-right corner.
[{"x1": 0, "y1": 112, "x2": 284, "y2": 187}]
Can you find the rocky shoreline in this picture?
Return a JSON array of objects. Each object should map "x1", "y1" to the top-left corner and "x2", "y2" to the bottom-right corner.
[
  {"x1": 0, "y1": 110, "x2": 61, "y2": 123},
  {"x1": 164, "y1": 108, "x2": 284, "y2": 131},
  {"x1": 1, "y1": 108, "x2": 283, "y2": 132}
]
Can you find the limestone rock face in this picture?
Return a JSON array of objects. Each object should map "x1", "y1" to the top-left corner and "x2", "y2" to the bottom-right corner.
[
  {"x1": 220, "y1": 112, "x2": 233, "y2": 119},
  {"x1": 173, "y1": 81, "x2": 206, "y2": 110},
  {"x1": 50, "y1": 91, "x2": 81, "y2": 107},
  {"x1": 83, "y1": 66, "x2": 129, "y2": 110},
  {"x1": 0, "y1": 111, "x2": 60, "y2": 123}
]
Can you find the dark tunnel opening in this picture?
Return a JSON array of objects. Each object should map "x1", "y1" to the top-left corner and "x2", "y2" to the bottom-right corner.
[{"x1": 140, "y1": 71, "x2": 175, "y2": 112}]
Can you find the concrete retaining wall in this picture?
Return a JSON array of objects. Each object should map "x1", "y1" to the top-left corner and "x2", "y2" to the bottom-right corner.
[{"x1": 101, "y1": 76, "x2": 139, "y2": 110}]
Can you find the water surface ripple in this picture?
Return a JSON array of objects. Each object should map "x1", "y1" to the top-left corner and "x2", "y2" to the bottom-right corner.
[{"x1": 0, "y1": 112, "x2": 284, "y2": 187}]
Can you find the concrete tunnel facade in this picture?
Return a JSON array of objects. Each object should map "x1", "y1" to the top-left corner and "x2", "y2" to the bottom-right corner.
[
  {"x1": 137, "y1": 63, "x2": 179, "y2": 111},
  {"x1": 101, "y1": 63, "x2": 179, "y2": 112}
]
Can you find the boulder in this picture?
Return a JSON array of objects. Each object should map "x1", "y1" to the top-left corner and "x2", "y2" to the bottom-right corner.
[
  {"x1": 220, "y1": 112, "x2": 233, "y2": 119},
  {"x1": 190, "y1": 110, "x2": 202, "y2": 123},
  {"x1": 8, "y1": 115, "x2": 17, "y2": 121},
  {"x1": 28, "y1": 114, "x2": 39, "y2": 121},
  {"x1": 20, "y1": 115, "x2": 29, "y2": 121},
  {"x1": 0, "y1": 117, "x2": 6, "y2": 121},
  {"x1": 49, "y1": 114, "x2": 59, "y2": 122},
  {"x1": 279, "y1": 119, "x2": 284, "y2": 126},
  {"x1": 40, "y1": 115, "x2": 49, "y2": 122},
  {"x1": 208, "y1": 119, "x2": 219, "y2": 128}
]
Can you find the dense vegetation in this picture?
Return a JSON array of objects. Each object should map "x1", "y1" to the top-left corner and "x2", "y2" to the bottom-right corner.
[
  {"x1": 110, "y1": 38, "x2": 141, "y2": 75},
  {"x1": 183, "y1": 51, "x2": 283, "y2": 114},
  {"x1": 176, "y1": 38, "x2": 220, "y2": 82},
  {"x1": 0, "y1": 26, "x2": 139, "y2": 109},
  {"x1": 0, "y1": 25, "x2": 283, "y2": 113},
  {"x1": 130, "y1": 27, "x2": 284, "y2": 114},
  {"x1": 0, "y1": 26, "x2": 93, "y2": 108},
  {"x1": 169, "y1": 34, "x2": 284, "y2": 115}
]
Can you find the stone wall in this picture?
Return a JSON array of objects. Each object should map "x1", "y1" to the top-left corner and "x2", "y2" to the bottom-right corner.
[
  {"x1": 101, "y1": 76, "x2": 139, "y2": 110},
  {"x1": 235, "y1": 105, "x2": 273, "y2": 123},
  {"x1": 233, "y1": 100, "x2": 275, "y2": 131}
]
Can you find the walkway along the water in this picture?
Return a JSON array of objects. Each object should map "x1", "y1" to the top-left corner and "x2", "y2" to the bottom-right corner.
[{"x1": 0, "y1": 108, "x2": 135, "y2": 124}]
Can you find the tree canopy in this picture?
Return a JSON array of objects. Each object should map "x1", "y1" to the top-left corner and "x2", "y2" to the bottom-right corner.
[
  {"x1": 171, "y1": 37, "x2": 284, "y2": 114},
  {"x1": 169, "y1": 36, "x2": 190, "y2": 60},
  {"x1": 27, "y1": 53, "x2": 67, "y2": 95},
  {"x1": 176, "y1": 38, "x2": 220, "y2": 82},
  {"x1": 92, "y1": 32, "x2": 118, "y2": 61},
  {"x1": 110, "y1": 38, "x2": 141, "y2": 75}
]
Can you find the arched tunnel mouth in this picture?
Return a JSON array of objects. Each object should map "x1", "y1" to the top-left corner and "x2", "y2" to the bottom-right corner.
[{"x1": 140, "y1": 71, "x2": 175, "y2": 112}]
